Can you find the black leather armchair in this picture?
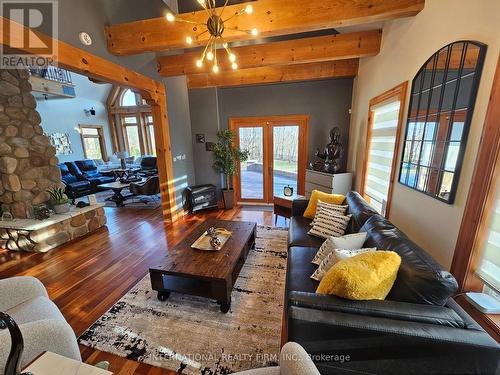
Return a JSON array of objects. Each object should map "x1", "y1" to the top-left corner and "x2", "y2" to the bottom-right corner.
[
  {"x1": 58, "y1": 163, "x2": 93, "y2": 204},
  {"x1": 129, "y1": 176, "x2": 160, "y2": 202},
  {"x1": 138, "y1": 156, "x2": 157, "y2": 177},
  {"x1": 284, "y1": 191, "x2": 500, "y2": 374}
]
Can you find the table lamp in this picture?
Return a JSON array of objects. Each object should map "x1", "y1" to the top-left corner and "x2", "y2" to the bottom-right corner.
[{"x1": 115, "y1": 151, "x2": 129, "y2": 169}]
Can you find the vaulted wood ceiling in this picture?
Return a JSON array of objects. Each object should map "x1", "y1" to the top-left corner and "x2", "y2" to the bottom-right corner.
[{"x1": 105, "y1": 0, "x2": 426, "y2": 88}]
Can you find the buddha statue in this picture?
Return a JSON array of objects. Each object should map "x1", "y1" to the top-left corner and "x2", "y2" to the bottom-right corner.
[{"x1": 310, "y1": 127, "x2": 344, "y2": 174}]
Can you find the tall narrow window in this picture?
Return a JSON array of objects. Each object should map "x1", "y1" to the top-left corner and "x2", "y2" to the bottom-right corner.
[
  {"x1": 79, "y1": 125, "x2": 107, "y2": 160},
  {"x1": 476, "y1": 179, "x2": 500, "y2": 295},
  {"x1": 121, "y1": 115, "x2": 142, "y2": 157},
  {"x1": 361, "y1": 82, "x2": 408, "y2": 217},
  {"x1": 143, "y1": 114, "x2": 157, "y2": 156},
  {"x1": 451, "y1": 53, "x2": 499, "y2": 340}
]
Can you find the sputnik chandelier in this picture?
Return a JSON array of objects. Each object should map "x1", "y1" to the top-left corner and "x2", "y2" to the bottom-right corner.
[{"x1": 165, "y1": 0, "x2": 258, "y2": 73}]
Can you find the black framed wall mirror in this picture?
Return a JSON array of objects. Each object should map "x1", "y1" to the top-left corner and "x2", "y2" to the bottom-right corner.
[{"x1": 399, "y1": 41, "x2": 487, "y2": 204}]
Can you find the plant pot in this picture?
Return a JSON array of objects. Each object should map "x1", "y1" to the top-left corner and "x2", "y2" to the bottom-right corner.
[
  {"x1": 222, "y1": 189, "x2": 235, "y2": 210},
  {"x1": 52, "y1": 203, "x2": 70, "y2": 214}
]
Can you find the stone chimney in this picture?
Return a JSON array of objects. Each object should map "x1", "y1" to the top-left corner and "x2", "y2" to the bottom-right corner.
[{"x1": 0, "y1": 68, "x2": 61, "y2": 219}]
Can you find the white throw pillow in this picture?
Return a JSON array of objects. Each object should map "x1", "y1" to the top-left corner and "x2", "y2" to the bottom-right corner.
[
  {"x1": 308, "y1": 210, "x2": 351, "y2": 239},
  {"x1": 310, "y1": 201, "x2": 348, "y2": 226},
  {"x1": 312, "y1": 232, "x2": 368, "y2": 265},
  {"x1": 310, "y1": 248, "x2": 377, "y2": 281}
]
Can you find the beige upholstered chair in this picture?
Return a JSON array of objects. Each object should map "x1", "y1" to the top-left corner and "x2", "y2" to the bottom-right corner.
[
  {"x1": 233, "y1": 342, "x2": 320, "y2": 375},
  {"x1": 0, "y1": 276, "x2": 81, "y2": 371}
]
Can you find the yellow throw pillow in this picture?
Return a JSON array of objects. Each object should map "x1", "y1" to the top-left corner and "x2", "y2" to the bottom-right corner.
[
  {"x1": 303, "y1": 190, "x2": 346, "y2": 219},
  {"x1": 316, "y1": 251, "x2": 401, "y2": 300}
]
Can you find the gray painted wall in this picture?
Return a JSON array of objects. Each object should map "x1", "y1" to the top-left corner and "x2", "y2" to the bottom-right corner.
[
  {"x1": 189, "y1": 88, "x2": 222, "y2": 188},
  {"x1": 189, "y1": 79, "x2": 354, "y2": 187},
  {"x1": 164, "y1": 76, "x2": 195, "y2": 208},
  {"x1": 36, "y1": 72, "x2": 112, "y2": 163}
]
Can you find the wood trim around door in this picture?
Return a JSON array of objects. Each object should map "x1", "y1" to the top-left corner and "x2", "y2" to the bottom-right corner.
[
  {"x1": 360, "y1": 81, "x2": 408, "y2": 217},
  {"x1": 229, "y1": 115, "x2": 309, "y2": 204}
]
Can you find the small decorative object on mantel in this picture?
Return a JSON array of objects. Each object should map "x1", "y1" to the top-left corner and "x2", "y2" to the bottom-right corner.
[
  {"x1": 283, "y1": 185, "x2": 294, "y2": 197},
  {"x1": 310, "y1": 127, "x2": 344, "y2": 174},
  {"x1": 33, "y1": 205, "x2": 51, "y2": 221},
  {"x1": 191, "y1": 227, "x2": 232, "y2": 251},
  {"x1": 1, "y1": 212, "x2": 14, "y2": 222}
]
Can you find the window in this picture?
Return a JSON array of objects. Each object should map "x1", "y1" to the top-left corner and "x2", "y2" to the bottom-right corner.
[
  {"x1": 143, "y1": 114, "x2": 157, "y2": 156},
  {"x1": 361, "y1": 83, "x2": 407, "y2": 217},
  {"x1": 121, "y1": 89, "x2": 138, "y2": 106},
  {"x1": 399, "y1": 41, "x2": 487, "y2": 204},
  {"x1": 476, "y1": 179, "x2": 500, "y2": 294},
  {"x1": 121, "y1": 116, "x2": 142, "y2": 157},
  {"x1": 451, "y1": 53, "x2": 500, "y2": 340},
  {"x1": 79, "y1": 125, "x2": 107, "y2": 160}
]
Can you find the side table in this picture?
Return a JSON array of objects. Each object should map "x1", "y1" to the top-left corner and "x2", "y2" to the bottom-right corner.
[{"x1": 273, "y1": 194, "x2": 306, "y2": 224}]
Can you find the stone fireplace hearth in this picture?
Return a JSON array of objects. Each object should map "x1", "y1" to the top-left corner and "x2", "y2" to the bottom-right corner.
[{"x1": 0, "y1": 68, "x2": 62, "y2": 219}]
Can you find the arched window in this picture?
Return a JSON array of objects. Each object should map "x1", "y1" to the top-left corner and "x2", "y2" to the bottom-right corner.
[
  {"x1": 110, "y1": 87, "x2": 157, "y2": 157},
  {"x1": 120, "y1": 89, "x2": 138, "y2": 106}
]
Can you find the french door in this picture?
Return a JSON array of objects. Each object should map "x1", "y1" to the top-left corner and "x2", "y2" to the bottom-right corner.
[{"x1": 229, "y1": 115, "x2": 309, "y2": 204}]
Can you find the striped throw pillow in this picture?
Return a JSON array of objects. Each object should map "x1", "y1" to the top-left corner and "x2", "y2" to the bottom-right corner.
[
  {"x1": 311, "y1": 248, "x2": 377, "y2": 281},
  {"x1": 311, "y1": 201, "x2": 348, "y2": 226},
  {"x1": 308, "y1": 211, "x2": 352, "y2": 239}
]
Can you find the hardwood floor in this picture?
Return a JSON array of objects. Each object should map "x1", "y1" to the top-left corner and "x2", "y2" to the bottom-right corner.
[{"x1": 0, "y1": 205, "x2": 287, "y2": 374}]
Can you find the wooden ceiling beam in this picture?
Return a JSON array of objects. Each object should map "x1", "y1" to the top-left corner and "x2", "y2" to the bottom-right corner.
[
  {"x1": 106, "y1": 0, "x2": 424, "y2": 55},
  {"x1": 187, "y1": 59, "x2": 359, "y2": 89},
  {"x1": 158, "y1": 30, "x2": 381, "y2": 76}
]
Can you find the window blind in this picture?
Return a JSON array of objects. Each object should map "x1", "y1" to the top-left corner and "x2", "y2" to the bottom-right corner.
[
  {"x1": 477, "y1": 184, "x2": 500, "y2": 293},
  {"x1": 365, "y1": 101, "x2": 401, "y2": 215}
]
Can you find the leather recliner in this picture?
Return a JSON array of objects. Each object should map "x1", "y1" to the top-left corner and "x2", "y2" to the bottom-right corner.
[
  {"x1": 138, "y1": 156, "x2": 158, "y2": 177},
  {"x1": 285, "y1": 191, "x2": 500, "y2": 374},
  {"x1": 72, "y1": 160, "x2": 115, "y2": 187},
  {"x1": 58, "y1": 163, "x2": 93, "y2": 203}
]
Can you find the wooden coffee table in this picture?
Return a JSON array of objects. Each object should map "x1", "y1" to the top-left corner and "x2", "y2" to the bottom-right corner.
[{"x1": 149, "y1": 219, "x2": 256, "y2": 313}]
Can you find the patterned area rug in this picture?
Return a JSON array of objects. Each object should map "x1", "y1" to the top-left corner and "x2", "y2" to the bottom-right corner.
[{"x1": 79, "y1": 226, "x2": 288, "y2": 374}]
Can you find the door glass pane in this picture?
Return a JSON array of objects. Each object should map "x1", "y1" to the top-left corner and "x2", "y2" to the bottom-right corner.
[
  {"x1": 239, "y1": 127, "x2": 264, "y2": 199},
  {"x1": 273, "y1": 126, "x2": 299, "y2": 196},
  {"x1": 125, "y1": 126, "x2": 141, "y2": 157},
  {"x1": 149, "y1": 125, "x2": 156, "y2": 156},
  {"x1": 365, "y1": 100, "x2": 401, "y2": 215},
  {"x1": 83, "y1": 137, "x2": 102, "y2": 159}
]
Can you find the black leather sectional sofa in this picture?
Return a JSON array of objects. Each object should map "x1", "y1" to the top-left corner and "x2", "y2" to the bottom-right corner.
[
  {"x1": 285, "y1": 191, "x2": 499, "y2": 374},
  {"x1": 59, "y1": 160, "x2": 115, "y2": 203}
]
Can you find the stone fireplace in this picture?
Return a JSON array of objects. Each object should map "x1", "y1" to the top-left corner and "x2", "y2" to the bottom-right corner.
[{"x1": 0, "y1": 68, "x2": 61, "y2": 219}]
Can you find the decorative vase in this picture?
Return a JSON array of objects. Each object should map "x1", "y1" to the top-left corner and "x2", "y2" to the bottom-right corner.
[
  {"x1": 222, "y1": 189, "x2": 234, "y2": 210},
  {"x1": 52, "y1": 203, "x2": 70, "y2": 214}
]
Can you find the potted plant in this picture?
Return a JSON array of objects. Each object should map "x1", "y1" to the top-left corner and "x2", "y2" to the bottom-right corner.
[
  {"x1": 46, "y1": 186, "x2": 70, "y2": 214},
  {"x1": 212, "y1": 129, "x2": 249, "y2": 209}
]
